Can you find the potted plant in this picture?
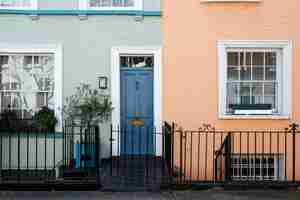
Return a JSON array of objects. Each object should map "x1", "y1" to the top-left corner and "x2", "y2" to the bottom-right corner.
[
  {"x1": 33, "y1": 106, "x2": 57, "y2": 132},
  {"x1": 62, "y1": 83, "x2": 112, "y2": 126},
  {"x1": 0, "y1": 108, "x2": 19, "y2": 132}
]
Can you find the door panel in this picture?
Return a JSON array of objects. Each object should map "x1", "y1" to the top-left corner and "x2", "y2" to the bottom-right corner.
[{"x1": 120, "y1": 69, "x2": 154, "y2": 155}]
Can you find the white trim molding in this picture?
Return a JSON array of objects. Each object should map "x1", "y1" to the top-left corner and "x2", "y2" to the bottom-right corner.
[
  {"x1": 111, "y1": 46, "x2": 163, "y2": 156},
  {"x1": 79, "y1": 0, "x2": 143, "y2": 11},
  {"x1": 217, "y1": 40, "x2": 293, "y2": 119},
  {"x1": 0, "y1": 43, "x2": 63, "y2": 131},
  {"x1": 0, "y1": 0, "x2": 37, "y2": 10}
]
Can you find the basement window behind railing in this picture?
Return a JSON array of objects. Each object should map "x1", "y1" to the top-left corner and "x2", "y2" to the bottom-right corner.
[{"x1": 231, "y1": 154, "x2": 284, "y2": 181}]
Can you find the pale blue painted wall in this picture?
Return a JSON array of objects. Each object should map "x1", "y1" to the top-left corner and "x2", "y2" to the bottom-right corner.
[
  {"x1": 0, "y1": 14, "x2": 162, "y2": 158},
  {"x1": 0, "y1": 0, "x2": 162, "y2": 162}
]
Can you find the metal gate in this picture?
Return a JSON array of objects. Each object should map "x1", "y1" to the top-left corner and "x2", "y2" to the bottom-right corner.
[
  {"x1": 62, "y1": 123, "x2": 100, "y2": 186},
  {"x1": 99, "y1": 124, "x2": 171, "y2": 191},
  {"x1": 0, "y1": 121, "x2": 100, "y2": 190}
]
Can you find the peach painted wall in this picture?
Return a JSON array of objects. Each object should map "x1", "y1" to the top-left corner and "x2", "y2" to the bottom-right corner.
[
  {"x1": 163, "y1": 0, "x2": 300, "y2": 130},
  {"x1": 163, "y1": 0, "x2": 300, "y2": 181}
]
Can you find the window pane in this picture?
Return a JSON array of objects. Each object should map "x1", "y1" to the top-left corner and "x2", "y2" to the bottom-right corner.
[
  {"x1": 120, "y1": 55, "x2": 154, "y2": 68},
  {"x1": 11, "y1": 92, "x2": 22, "y2": 109},
  {"x1": 264, "y1": 83, "x2": 277, "y2": 110},
  {"x1": 252, "y1": 83, "x2": 263, "y2": 104},
  {"x1": 0, "y1": 0, "x2": 30, "y2": 7},
  {"x1": 227, "y1": 52, "x2": 240, "y2": 81},
  {"x1": 0, "y1": 56, "x2": 8, "y2": 90},
  {"x1": 227, "y1": 82, "x2": 239, "y2": 111},
  {"x1": 241, "y1": 66, "x2": 251, "y2": 80},
  {"x1": 245, "y1": 52, "x2": 251, "y2": 65},
  {"x1": 268, "y1": 168, "x2": 274, "y2": 178},
  {"x1": 36, "y1": 92, "x2": 48, "y2": 108},
  {"x1": 252, "y1": 66, "x2": 264, "y2": 80},
  {"x1": 266, "y1": 67, "x2": 276, "y2": 80},
  {"x1": 265, "y1": 52, "x2": 277, "y2": 80},
  {"x1": 90, "y1": 0, "x2": 134, "y2": 7},
  {"x1": 240, "y1": 52, "x2": 251, "y2": 80},
  {"x1": 227, "y1": 67, "x2": 239, "y2": 81},
  {"x1": 252, "y1": 52, "x2": 264, "y2": 80},
  {"x1": 24, "y1": 56, "x2": 32, "y2": 67},
  {"x1": 266, "y1": 52, "x2": 276, "y2": 66},
  {"x1": 252, "y1": 52, "x2": 264, "y2": 66},
  {"x1": 240, "y1": 82, "x2": 251, "y2": 104},
  {"x1": 1, "y1": 92, "x2": 11, "y2": 109},
  {"x1": 227, "y1": 52, "x2": 239, "y2": 66}
]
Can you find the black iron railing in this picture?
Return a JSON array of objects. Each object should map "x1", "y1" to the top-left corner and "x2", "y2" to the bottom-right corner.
[
  {"x1": 0, "y1": 119, "x2": 299, "y2": 190},
  {"x1": 0, "y1": 119, "x2": 100, "y2": 189},
  {"x1": 169, "y1": 123, "x2": 300, "y2": 186},
  {"x1": 215, "y1": 133, "x2": 232, "y2": 182}
]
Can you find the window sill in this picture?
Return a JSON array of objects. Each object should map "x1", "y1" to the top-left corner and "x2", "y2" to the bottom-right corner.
[
  {"x1": 219, "y1": 115, "x2": 290, "y2": 120},
  {"x1": 201, "y1": 0, "x2": 261, "y2": 3}
]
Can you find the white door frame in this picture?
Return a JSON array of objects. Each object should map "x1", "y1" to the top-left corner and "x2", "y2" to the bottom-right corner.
[{"x1": 111, "y1": 46, "x2": 163, "y2": 156}]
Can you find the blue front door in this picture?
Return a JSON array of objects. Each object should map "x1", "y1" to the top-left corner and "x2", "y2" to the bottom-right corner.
[{"x1": 120, "y1": 56, "x2": 154, "y2": 155}]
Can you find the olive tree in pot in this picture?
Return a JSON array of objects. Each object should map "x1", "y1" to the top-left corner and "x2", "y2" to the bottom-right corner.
[{"x1": 63, "y1": 83, "x2": 112, "y2": 127}]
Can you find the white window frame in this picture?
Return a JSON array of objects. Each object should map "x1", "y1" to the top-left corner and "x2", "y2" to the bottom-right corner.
[
  {"x1": 0, "y1": 0, "x2": 37, "y2": 10},
  {"x1": 218, "y1": 40, "x2": 292, "y2": 119},
  {"x1": 0, "y1": 43, "x2": 63, "y2": 131},
  {"x1": 79, "y1": 0, "x2": 143, "y2": 11}
]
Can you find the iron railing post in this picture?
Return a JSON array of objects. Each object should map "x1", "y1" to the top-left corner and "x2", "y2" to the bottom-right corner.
[
  {"x1": 0, "y1": 135, "x2": 2, "y2": 184},
  {"x1": 171, "y1": 122, "x2": 175, "y2": 184},
  {"x1": 290, "y1": 123, "x2": 298, "y2": 184},
  {"x1": 95, "y1": 126, "x2": 100, "y2": 187},
  {"x1": 110, "y1": 124, "x2": 113, "y2": 176},
  {"x1": 179, "y1": 128, "x2": 183, "y2": 184},
  {"x1": 226, "y1": 132, "x2": 232, "y2": 182}
]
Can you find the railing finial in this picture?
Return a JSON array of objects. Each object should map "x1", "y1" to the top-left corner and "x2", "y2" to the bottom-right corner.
[
  {"x1": 289, "y1": 122, "x2": 299, "y2": 133},
  {"x1": 199, "y1": 123, "x2": 215, "y2": 132}
]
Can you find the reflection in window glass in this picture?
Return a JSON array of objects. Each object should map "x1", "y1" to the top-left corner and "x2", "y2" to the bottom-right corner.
[
  {"x1": 0, "y1": 54, "x2": 54, "y2": 118},
  {"x1": 89, "y1": 0, "x2": 134, "y2": 8},
  {"x1": 120, "y1": 55, "x2": 154, "y2": 68}
]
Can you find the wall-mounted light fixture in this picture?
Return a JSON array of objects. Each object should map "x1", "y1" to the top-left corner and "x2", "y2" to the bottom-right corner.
[{"x1": 98, "y1": 76, "x2": 108, "y2": 89}]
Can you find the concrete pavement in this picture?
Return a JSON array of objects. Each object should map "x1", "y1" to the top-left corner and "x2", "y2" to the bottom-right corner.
[{"x1": 0, "y1": 190, "x2": 299, "y2": 200}]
